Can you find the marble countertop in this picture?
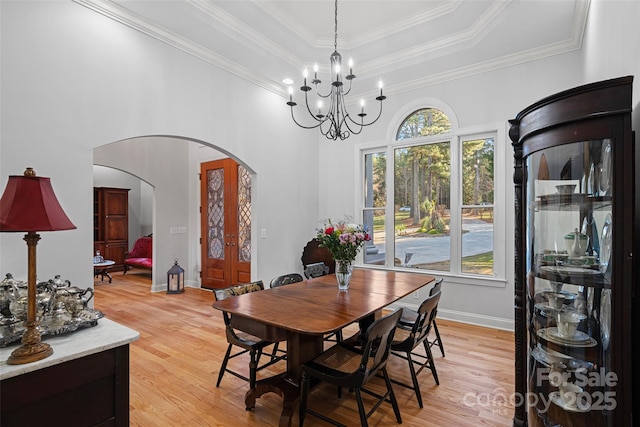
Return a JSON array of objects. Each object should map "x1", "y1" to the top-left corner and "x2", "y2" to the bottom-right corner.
[{"x1": 0, "y1": 318, "x2": 139, "y2": 380}]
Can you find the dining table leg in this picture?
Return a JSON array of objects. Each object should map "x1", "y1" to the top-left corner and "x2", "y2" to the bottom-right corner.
[{"x1": 244, "y1": 333, "x2": 324, "y2": 427}]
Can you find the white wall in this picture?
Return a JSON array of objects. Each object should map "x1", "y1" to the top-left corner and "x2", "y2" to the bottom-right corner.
[
  {"x1": 0, "y1": 1, "x2": 318, "y2": 292},
  {"x1": 140, "y1": 182, "x2": 153, "y2": 237},
  {"x1": 583, "y1": 0, "x2": 640, "y2": 126}
]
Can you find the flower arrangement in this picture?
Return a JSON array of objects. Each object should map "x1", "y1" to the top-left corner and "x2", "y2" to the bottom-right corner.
[{"x1": 316, "y1": 217, "x2": 371, "y2": 262}]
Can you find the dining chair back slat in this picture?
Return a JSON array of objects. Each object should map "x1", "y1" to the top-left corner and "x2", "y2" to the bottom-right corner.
[
  {"x1": 269, "y1": 273, "x2": 304, "y2": 288},
  {"x1": 304, "y1": 262, "x2": 330, "y2": 279}
]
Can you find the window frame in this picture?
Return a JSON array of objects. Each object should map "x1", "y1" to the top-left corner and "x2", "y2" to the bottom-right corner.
[{"x1": 356, "y1": 114, "x2": 507, "y2": 288}]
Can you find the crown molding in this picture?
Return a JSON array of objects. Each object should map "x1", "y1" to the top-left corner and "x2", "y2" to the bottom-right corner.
[
  {"x1": 73, "y1": 0, "x2": 284, "y2": 95},
  {"x1": 253, "y1": 0, "x2": 463, "y2": 54},
  {"x1": 357, "y1": 0, "x2": 512, "y2": 75},
  {"x1": 343, "y1": 0, "x2": 463, "y2": 50},
  {"x1": 188, "y1": 0, "x2": 301, "y2": 69},
  {"x1": 388, "y1": 37, "x2": 587, "y2": 98}
]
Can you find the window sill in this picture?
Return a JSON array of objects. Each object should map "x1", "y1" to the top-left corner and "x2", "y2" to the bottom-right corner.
[{"x1": 357, "y1": 264, "x2": 507, "y2": 288}]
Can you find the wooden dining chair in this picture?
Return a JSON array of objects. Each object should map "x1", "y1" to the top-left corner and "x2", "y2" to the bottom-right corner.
[
  {"x1": 269, "y1": 273, "x2": 303, "y2": 288},
  {"x1": 303, "y1": 262, "x2": 330, "y2": 279},
  {"x1": 299, "y1": 308, "x2": 404, "y2": 427},
  {"x1": 399, "y1": 278, "x2": 445, "y2": 356},
  {"x1": 212, "y1": 281, "x2": 285, "y2": 389},
  {"x1": 390, "y1": 290, "x2": 441, "y2": 408},
  {"x1": 301, "y1": 238, "x2": 335, "y2": 274}
]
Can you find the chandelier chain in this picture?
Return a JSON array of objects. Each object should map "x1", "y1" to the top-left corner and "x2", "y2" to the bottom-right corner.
[{"x1": 334, "y1": 0, "x2": 338, "y2": 52}]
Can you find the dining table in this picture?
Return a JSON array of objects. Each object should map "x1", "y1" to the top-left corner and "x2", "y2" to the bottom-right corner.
[{"x1": 211, "y1": 267, "x2": 435, "y2": 427}]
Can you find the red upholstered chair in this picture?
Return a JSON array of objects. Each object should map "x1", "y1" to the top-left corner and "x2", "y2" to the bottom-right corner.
[{"x1": 123, "y1": 235, "x2": 153, "y2": 274}]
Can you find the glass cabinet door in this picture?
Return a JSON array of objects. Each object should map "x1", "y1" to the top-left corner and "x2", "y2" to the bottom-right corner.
[{"x1": 525, "y1": 139, "x2": 614, "y2": 427}]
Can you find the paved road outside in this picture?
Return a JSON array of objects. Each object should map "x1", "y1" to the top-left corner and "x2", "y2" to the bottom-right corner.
[{"x1": 365, "y1": 218, "x2": 493, "y2": 266}]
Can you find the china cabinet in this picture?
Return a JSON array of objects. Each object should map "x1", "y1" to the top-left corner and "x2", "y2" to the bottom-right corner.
[
  {"x1": 510, "y1": 76, "x2": 637, "y2": 426},
  {"x1": 94, "y1": 187, "x2": 129, "y2": 270}
]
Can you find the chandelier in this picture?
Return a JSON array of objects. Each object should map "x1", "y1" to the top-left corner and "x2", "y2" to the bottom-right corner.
[{"x1": 286, "y1": 0, "x2": 386, "y2": 141}]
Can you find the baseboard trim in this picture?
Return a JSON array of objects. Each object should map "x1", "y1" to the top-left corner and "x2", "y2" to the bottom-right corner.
[
  {"x1": 150, "y1": 280, "x2": 200, "y2": 293},
  {"x1": 387, "y1": 302, "x2": 514, "y2": 331},
  {"x1": 438, "y1": 308, "x2": 514, "y2": 331}
]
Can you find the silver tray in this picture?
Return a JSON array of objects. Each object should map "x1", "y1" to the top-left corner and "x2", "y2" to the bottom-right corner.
[{"x1": 0, "y1": 309, "x2": 104, "y2": 348}]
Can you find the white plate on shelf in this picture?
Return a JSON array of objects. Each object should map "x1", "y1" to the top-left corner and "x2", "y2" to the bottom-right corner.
[
  {"x1": 535, "y1": 302, "x2": 562, "y2": 317},
  {"x1": 534, "y1": 303, "x2": 562, "y2": 317},
  {"x1": 548, "y1": 328, "x2": 592, "y2": 344},
  {"x1": 600, "y1": 288, "x2": 611, "y2": 350},
  {"x1": 599, "y1": 139, "x2": 612, "y2": 194},
  {"x1": 540, "y1": 265, "x2": 599, "y2": 275},
  {"x1": 532, "y1": 344, "x2": 572, "y2": 366},
  {"x1": 537, "y1": 328, "x2": 597, "y2": 347},
  {"x1": 600, "y1": 213, "x2": 612, "y2": 274}
]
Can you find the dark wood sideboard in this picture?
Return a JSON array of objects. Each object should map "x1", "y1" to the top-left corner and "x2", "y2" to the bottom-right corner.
[{"x1": 1, "y1": 319, "x2": 139, "y2": 427}]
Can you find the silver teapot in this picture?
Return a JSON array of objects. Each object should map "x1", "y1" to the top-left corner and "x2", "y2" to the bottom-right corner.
[
  {"x1": 0, "y1": 273, "x2": 18, "y2": 318},
  {"x1": 6, "y1": 279, "x2": 53, "y2": 322},
  {"x1": 53, "y1": 284, "x2": 94, "y2": 320}
]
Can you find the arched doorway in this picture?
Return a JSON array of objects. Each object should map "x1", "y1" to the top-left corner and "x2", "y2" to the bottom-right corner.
[{"x1": 93, "y1": 135, "x2": 255, "y2": 292}]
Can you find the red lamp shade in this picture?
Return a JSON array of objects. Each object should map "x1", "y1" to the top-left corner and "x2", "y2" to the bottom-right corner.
[{"x1": 0, "y1": 168, "x2": 76, "y2": 232}]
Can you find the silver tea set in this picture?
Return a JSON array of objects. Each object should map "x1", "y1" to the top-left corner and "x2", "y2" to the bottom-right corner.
[{"x1": 0, "y1": 273, "x2": 103, "y2": 347}]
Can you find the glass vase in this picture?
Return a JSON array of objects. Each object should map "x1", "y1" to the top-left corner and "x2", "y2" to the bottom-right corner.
[{"x1": 335, "y1": 260, "x2": 353, "y2": 291}]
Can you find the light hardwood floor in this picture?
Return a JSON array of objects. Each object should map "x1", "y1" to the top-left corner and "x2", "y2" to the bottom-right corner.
[{"x1": 94, "y1": 271, "x2": 515, "y2": 427}]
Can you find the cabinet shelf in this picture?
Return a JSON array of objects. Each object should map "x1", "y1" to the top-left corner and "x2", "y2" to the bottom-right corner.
[
  {"x1": 534, "y1": 194, "x2": 611, "y2": 211},
  {"x1": 532, "y1": 265, "x2": 610, "y2": 288},
  {"x1": 531, "y1": 343, "x2": 595, "y2": 372}
]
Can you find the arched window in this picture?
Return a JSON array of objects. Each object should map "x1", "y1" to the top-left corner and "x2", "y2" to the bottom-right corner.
[
  {"x1": 361, "y1": 104, "x2": 499, "y2": 280},
  {"x1": 396, "y1": 108, "x2": 452, "y2": 140}
]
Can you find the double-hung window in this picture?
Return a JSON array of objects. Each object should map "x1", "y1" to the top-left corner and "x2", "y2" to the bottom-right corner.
[{"x1": 362, "y1": 107, "x2": 501, "y2": 279}]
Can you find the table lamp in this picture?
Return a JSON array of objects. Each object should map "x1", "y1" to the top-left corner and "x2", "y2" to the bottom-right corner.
[{"x1": 0, "y1": 167, "x2": 76, "y2": 364}]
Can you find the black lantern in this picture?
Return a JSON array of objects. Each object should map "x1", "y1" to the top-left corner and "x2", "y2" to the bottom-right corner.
[{"x1": 167, "y1": 258, "x2": 185, "y2": 294}]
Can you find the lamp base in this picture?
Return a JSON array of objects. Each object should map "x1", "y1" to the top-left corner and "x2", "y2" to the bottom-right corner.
[{"x1": 7, "y1": 322, "x2": 53, "y2": 365}]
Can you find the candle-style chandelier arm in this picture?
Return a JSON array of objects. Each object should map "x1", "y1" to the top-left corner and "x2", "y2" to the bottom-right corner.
[
  {"x1": 288, "y1": 107, "x2": 325, "y2": 130},
  {"x1": 315, "y1": 75, "x2": 353, "y2": 99},
  {"x1": 288, "y1": 86, "x2": 328, "y2": 129},
  {"x1": 345, "y1": 98, "x2": 385, "y2": 128},
  {"x1": 312, "y1": 82, "x2": 333, "y2": 99}
]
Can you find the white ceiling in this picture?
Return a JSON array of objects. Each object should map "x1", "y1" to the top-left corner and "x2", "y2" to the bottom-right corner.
[{"x1": 74, "y1": 0, "x2": 590, "y2": 100}]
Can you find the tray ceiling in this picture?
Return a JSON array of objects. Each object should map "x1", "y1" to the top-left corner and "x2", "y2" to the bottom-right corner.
[{"x1": 74, "y1": 0, "x2": 590, "y2": 99}]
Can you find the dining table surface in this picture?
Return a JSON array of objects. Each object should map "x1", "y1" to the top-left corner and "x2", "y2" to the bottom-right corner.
[{"x1": 211, "y1": 267, "x2": 435, "y2": 427}]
